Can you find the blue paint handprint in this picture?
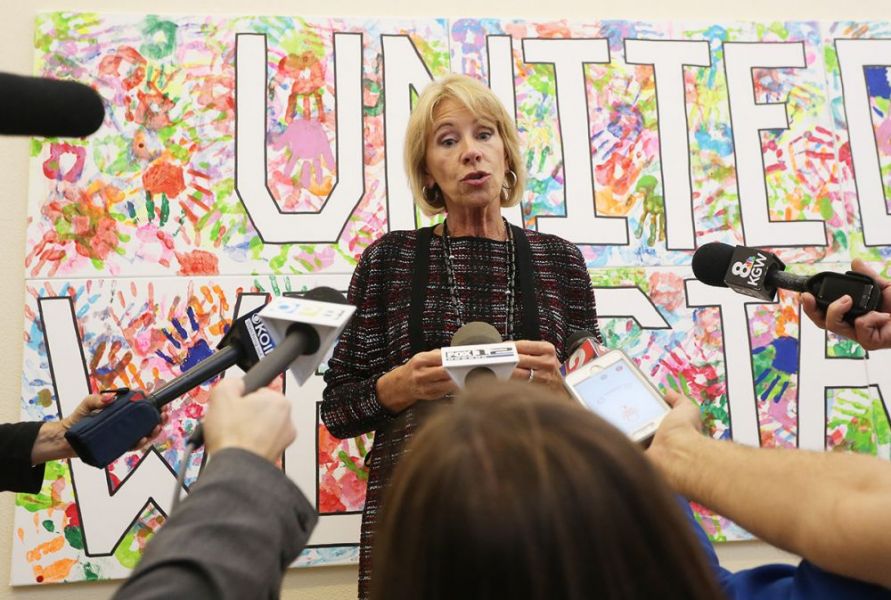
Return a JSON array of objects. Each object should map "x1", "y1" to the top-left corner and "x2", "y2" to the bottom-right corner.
[
  {"x1": 156, "y1": 305, "x2": 215, "y2": 376},
  {"x1": 752, "y1": 336, "x2": 798, "y2": 403}
]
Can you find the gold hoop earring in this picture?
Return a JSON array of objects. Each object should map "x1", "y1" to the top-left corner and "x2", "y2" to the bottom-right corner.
[
  {"x1": 504, "y1": 169, "x2": 518, "y2": 189},
  {"x1": 501, "y1": 169, "x2": 518, "y2": 201},
  {"x1": 422, "y1": 185, "x2": 441, "y2": 205}
]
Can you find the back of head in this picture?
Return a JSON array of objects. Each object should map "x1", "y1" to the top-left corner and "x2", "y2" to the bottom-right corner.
[{"x1": 371, "y1": 381, "x2": 722, "y2": 600}]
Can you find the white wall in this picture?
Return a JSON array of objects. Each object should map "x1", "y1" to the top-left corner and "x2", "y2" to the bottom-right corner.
[{"x1": 1, "y1": 0, "x2": 888, "y2": 597}]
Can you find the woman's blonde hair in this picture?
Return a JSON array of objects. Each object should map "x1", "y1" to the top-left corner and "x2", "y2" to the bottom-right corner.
[{"x1": 403, "y1": 74, "x2": 526, "y2": 215}]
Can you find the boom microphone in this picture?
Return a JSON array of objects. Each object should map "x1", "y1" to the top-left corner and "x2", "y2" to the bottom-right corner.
[
  {"x1": 66, "y1": 287, "x2": 355, "y2": 467},
  {"x1": 0, "y1": 72, "x2": 104, "y2": 137},
  {"x1": 692, "y1": 242, "x2": 881, "y2": 321},
  {"x1": 65, "y1": 304, "x2": 278, "y2": 467}
]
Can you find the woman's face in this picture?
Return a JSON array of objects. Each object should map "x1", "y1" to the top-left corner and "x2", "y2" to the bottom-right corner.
[{"x1": 423, "y1": 98, "x2": 507, "y2": 212}]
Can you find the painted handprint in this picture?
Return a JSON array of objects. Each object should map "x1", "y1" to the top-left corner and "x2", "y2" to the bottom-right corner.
[
  {"x1": 631, "y1": 174, "x2": 665, "y2": 246},
  {"x1": 267, "y1": 50, "x2": 336, "y2": 204},
  {"x1": 752, "y1": 336, "x2": 798, "y2": 447},
  {"x1": 154, "y1": 283, "x2": 230, "y2": 395},
  {"x1": 318, "y1": 422, "x2": 372, "y2": 513},
  {"x1": 752, "y1": 336, "x2": 798, "y2": 403},
  {"x1": 26, "y1": 182, "x2": 125, "y2": 277},
  {"x1": 827, "y1": 389, "x2": 891, "y2": 458}
]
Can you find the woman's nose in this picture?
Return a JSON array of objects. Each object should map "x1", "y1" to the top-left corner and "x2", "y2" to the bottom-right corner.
[{"x1": 461, "y1": 139, "x2": 482, "y2": 164}]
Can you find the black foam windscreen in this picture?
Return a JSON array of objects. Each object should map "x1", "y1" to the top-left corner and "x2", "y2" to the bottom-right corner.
[
  {"x1": 0, "y1": 72, "x2": 104, "y2": 137},
  {"x1": 691, "y1": 242, "x2": 735, "y2": 288},
  {"x1": 299, "y1": 286, "x2": 348, "y2": 305},
  {"x1": 565, "y1": 329, "x2": 598, "y2": 355}
]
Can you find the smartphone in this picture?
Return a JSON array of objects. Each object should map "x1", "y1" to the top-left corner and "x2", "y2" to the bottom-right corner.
[{"x1": 563, "y1": 350, "x2": 670, "y2": 444}]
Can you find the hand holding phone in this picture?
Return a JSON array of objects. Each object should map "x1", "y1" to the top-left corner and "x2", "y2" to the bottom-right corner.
[{"x1": 563, "y1": 350, "x2": 669, "y2": 444}]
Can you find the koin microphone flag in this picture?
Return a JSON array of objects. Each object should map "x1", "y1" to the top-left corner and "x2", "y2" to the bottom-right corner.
[
  {"x1": 692, "y1": 242, "x2": 881, "y2": 321},
  {"x1": 0, "y1": 72, "x2": 104, "y2": 137},
  {"x1": 256, "y1": 286, "x2": 355, "y2": 386},
  {"x1": 442, "y1": 322, "x2": 519, "y2": 387},
  {"x1": 185, "y1": 286, "x2": 354, "y2": 448}
]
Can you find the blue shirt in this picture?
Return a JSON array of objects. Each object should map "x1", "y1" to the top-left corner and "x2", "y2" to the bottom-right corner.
[{"x1": 681, "y1": 501, "x2": 891, "y2": 599}]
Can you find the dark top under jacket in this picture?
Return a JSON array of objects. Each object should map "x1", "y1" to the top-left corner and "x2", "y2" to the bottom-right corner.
[
  {"x1": 321, "y1": 226, "x2": 602, "y2": 598},
  {"x1": 0, "y1": 421, "x2": 47, "y2": 493},
  {"x1": 113, "y1": 448, "x2": 317, "y2": 600}
]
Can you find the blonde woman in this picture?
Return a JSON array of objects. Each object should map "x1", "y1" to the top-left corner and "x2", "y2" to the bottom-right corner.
[{"x1": 322, "y1": 74, "x2": 602, "y2": 598}]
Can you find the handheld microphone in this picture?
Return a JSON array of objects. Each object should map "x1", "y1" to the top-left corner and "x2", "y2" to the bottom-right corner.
[
  {"x1": 441, "y1": 322, "x2": 519, "y2": 387},
  {"x1": 255, "y1": 287, "x2": 355, "y2": 386},
  {"x1": 560, "y1": 329, "x2": 608, "y2": 376},
  {"x1": 186, "y1": 286, "x2": 355, "y2": 447},
  {"x1": 65, "y1": 304, "x2": 278, "y2": 468},
  {"x1": 0, "y1": 72, "x2": 104, "y2": 137},
  {"x1": 692, "y1": 242, "x2": 881, "y2": 322}
]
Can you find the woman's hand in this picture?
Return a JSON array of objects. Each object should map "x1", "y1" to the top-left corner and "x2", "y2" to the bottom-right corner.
[
  {"x1": 511, "y1": 340, "x2": 566, "y2": 396},
  {"x1": 375, "y1": 349, "x2": 458, "y2": 413}
]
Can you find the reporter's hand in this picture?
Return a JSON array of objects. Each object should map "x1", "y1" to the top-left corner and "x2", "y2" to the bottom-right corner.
[
  {"x1": 32, "y1": 392, "x2": 170, "y2": 464},
  {"x1": 375, "y1": 349, "x2": 458, "y2": 413},
  {"x1": 203, "y1": 378, "x2": 296, "y2": 463},
  {"x1": 646, "y1": 390, "x2": 703, "y2": 479},
  {"x1": 63, "y1": 393, "x2": 169, "y2": 452},
  {"x1": 510, "y1": 340, "x2": 565, "y2": 395},
  {"x1": 801, "y1": 259, "x2": 891, "y2": 350}
]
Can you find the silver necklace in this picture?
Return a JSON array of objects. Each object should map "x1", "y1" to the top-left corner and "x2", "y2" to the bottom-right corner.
[{"x1": 441, "y1": 217, "x2": 516, "y2": 340}]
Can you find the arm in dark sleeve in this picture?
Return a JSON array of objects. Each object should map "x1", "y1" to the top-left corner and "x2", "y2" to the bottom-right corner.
[
  {"x1": 321, "y1": 246, "x2": 396, "y2": 439},
  {"x1": 0, "y1": 422, "x2": 47, "y2": 493},
  {"x1": 113, "y1": 448, "x2": 317, "y2": 600}
]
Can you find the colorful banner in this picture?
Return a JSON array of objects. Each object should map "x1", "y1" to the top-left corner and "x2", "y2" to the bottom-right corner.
[{"x1": 12, "y1": 12, "x2": 891, "y2": 584}]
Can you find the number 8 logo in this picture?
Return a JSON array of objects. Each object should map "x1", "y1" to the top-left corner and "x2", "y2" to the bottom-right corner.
[{"x1": 731, "y1": 261, "x2": 751, "y2": 277}]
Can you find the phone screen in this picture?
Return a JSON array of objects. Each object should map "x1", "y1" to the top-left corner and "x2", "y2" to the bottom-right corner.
[{"x1": 571, "y1": 359, "x2": 666, "y2": 437}]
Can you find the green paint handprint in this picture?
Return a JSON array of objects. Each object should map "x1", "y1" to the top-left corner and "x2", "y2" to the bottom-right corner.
[{"x1": 632, "y1": 174, "x2": 665, "y2": 246}]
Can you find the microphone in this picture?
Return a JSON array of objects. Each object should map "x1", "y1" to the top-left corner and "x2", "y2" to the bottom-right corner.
[
  {"x1": 65, "y1": 304, "x2": 279, "y2": 468},
  {"x1": 692, "y1": 242, "x2": 881, "y2": 321},
  {"x1": 0, "y1": 72, "x2": 104, "y2": 137},
  {"x1": 560, "y1": 329, "x2": 608, "y2": 376},
  {"x1": 186, "y1": 286, "x2": 355, "y2": 447},
  {"x1": 252, "y1": 286, "x2": 355, "y2": 386},
  {"x1": 441, "y1": 322, "x2": 519, "y2": 387}
]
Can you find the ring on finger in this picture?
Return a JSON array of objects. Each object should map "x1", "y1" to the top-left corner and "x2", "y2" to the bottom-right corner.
[{"x1": 527, "y1": 368, "x2": 535, "y2": 383}]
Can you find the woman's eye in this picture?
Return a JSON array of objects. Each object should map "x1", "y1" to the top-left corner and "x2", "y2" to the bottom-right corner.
[
  {"x1": 440, "y1": 137, "x2": 456, "y2": 147},
  {"x1": 478, "y1": 130, "x2": 493, "y2": 140}
]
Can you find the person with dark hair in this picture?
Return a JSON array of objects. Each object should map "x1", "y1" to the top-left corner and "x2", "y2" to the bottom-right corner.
[
  {"x1": 371, "y1": 381, "x2": 724, "y2": 600},
  {"x1": 1, "y1": 392, "x2": 166, "y2": 493},
  {"x1": 321, "y1": 74, "x2": 601, "y2": 598}
]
